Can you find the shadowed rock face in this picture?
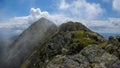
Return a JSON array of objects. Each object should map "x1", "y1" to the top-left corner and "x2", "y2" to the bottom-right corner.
[{"x1": 0, "y1": 17, "x2": 57, "y2": 68}]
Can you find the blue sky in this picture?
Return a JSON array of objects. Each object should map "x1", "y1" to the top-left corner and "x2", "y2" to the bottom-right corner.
[
  {"x1": 0, "y1": 0, "x2": 56, "y2": 18},
  {"x1": 0, "y1": 0, "x2": 120, "y2": 19},
  {"x1": 0, "y1": 0, "x2": 120, "y2": 39}
]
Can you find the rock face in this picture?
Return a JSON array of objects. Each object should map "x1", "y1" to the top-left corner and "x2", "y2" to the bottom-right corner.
[{"x1": 0, "y1": 18, "x2": 57, "y2": 68}]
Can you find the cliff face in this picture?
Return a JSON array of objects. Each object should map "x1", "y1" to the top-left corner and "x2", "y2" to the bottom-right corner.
[{"x1": 0, "y1": 18, "x2": 57, "y2": 68}]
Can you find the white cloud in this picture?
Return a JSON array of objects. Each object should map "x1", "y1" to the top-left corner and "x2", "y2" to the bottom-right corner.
[
  {"x1": 59, "y1": 0, "x2": 70, "y2": 9},
  {"x1": 58, "y1": 0, "x2": 104, "y2": 19},
  {"x1": 0, "y1": 7, "x2": 120, "y2": 40},
  {"x1": 113, "y1": 0, "x2": 120, "y2": 12},
  {"x1": 30, "y1": 8, "x2": 49, "y2": 21},
  {"x1": 0, "y1": 8, "x2": 72, "y2": 38},
  {"x1": 0, "y1": 0, "x2": 107, "y2": 36},
  {"x1": 86, "y1": 18, "x2": 120, "y2": 33}
]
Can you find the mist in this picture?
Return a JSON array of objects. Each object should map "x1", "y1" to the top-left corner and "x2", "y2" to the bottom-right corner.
[{"x1": 0, "y1": 17, "x2": 58, "y2": 68}]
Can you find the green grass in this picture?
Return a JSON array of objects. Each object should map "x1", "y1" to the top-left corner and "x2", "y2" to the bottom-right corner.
[
  {"x1": 72, "y1": 31, "x2": 94, "y2": 46},
  {"x1": 74, "y1": 31, "x2": 84, "y2": 38}
]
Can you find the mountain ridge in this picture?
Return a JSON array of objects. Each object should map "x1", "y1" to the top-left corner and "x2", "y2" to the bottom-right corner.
[
  {"x1": 0, "y1": 17, "x2": 120, "y2": 68},
  {"x1": 21, "y1": 18, "x2": 110, "y2": 68}
]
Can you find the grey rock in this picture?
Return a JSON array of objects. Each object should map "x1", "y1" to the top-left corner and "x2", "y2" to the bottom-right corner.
[
  {"x1": 46, "y1": 45, "x2": 120, "y2": 68},
  {"x1": 47, "y1": 55, "x2": 90, "y2": 68},
  {"x1": 80, "y1": 45, "x2": 120, "y2": 68}
]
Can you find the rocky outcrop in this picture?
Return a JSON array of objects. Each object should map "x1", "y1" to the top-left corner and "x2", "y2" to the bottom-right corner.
[
  {"x1": 105, "y1": 36, "x2": 120, "y2": 59},
  {"x1": 0, "y1": 17, "x2": 57, "y2": 68},
  {"x1": 80, "y1": 45, "x2": 120, "y2": 68},
  {"x1": 47, "y1": 45, "x2": 120, "y2": 68}
]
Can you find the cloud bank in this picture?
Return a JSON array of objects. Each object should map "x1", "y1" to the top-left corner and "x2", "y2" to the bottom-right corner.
[
  {"x1": 59, "y1": 0, "x2": 104, "y2": 19},
  {"x1": 0, "y1": 8, "x2": 72, "y2": 40},
  {"x1": 86, "y1": 18, "x2": 120, "y2": 33},
  {"x1": 0, "y1": 0, "x2": 120, "y2": 40}
]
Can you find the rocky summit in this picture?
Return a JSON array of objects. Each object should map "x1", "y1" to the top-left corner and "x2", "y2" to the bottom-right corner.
[{"x1": 0, "y1": 18, "x2": 120, "y2": 68}]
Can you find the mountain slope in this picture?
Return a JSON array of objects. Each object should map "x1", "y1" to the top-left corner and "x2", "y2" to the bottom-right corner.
[
  {"x1": 21, "y1": 21, "x2": 109, "y2": 68},
  {"x1": 0, "y1": 17, "x2": 58, "y2": 68},
  {"x1": 1, "y1": 18, "x2": 119, "y2": 68}
]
